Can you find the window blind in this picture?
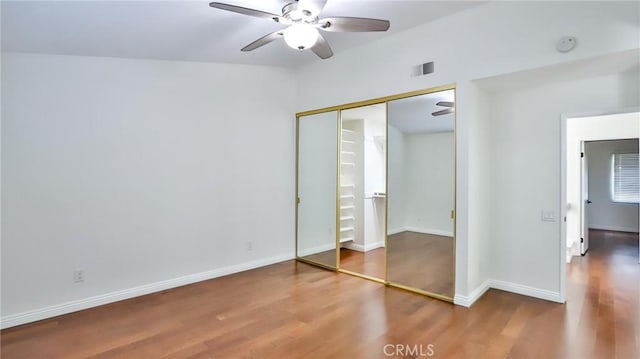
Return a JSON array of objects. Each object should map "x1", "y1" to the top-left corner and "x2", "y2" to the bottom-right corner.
[{"x1": 612, "y1": 153, "x2": 640, "y2": 203}]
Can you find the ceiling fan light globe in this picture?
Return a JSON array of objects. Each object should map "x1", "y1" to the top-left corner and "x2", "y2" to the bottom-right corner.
[{"x1": 284, "y1": 24, "x2": 319, "y2": 51}]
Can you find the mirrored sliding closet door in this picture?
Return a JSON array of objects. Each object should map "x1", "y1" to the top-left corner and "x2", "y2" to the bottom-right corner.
[
  {"x1": 386, "y1": 88, "x2": 456, "y2": 299},
  {"x1": 296, "y1": 111, "x2": 339, "y2": 268}
]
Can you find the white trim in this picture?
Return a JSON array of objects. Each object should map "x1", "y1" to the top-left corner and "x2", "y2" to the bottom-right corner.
[
  {"x1": 489, "y1": 279, "x2": 564, "y2": 303},
  {"x1": 387, "y1": 227, "x2": 406, "y2": 236},
  {"x1": 387, "y1": 226, "x2": 454, "y2": 238},
  {"x1": 589, "y1": 224, "x2": 639, "y2": 233},
  {"x1": 297, "y1": 243, "x2": 336, "y2": 257},
  {"x1": 342, "y1": 241, "x2": 385, "y2": 252},
  {"x1": 0, "y1": 253, "x2": 294, "y2": 329},
  {"x1": 454, "y1": 279, "x2": 490, "y2": 307}
]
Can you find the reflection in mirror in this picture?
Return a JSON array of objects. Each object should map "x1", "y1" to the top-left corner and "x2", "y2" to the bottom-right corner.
[
  {"x1": 387, "y1": 89, "x2": 455, "y2": 298},
  {"x1": 296, "y1": 111, "x2": 338, "y2": 268},
  {"x1": 338, "y1": 104, "x2": 387, "y2": 279}
]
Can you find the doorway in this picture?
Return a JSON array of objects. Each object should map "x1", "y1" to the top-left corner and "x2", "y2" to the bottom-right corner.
[
  {"x1": 561, "y1": 110, "x2": 640, "y2": 302},
  {"x1": 578, "y1": 139, "x2": 639, "y2": 263}
]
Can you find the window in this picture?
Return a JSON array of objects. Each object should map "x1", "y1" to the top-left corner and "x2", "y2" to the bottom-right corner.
[{"x1": 611, "y1": 153, "x2": 640, "y2": 203}]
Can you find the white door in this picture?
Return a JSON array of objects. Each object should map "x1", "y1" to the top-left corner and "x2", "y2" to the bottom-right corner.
[{"x1": 580, "y1": 141, "x2": 590, "y2": 255}]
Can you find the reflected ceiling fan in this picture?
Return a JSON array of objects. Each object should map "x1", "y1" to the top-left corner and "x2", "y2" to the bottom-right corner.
[
  {"x1": 432, "y1": 101, "x2": 455, "y2": 116},
  {"x1": 209, "y1": 0, "x2": 390, "y2": 59}
]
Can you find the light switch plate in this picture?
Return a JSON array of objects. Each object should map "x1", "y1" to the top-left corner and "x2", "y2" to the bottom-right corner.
[{"x1": 541, "y1": 210, "x2": 556, "y2": 222}]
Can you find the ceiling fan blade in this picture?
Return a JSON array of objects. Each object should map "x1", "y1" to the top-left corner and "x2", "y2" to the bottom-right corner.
[
  {"x1": 311, "y1": 33, "x2": 333, "y2": 59},
  {"x1": 241, "y1": 30, "x2": 284, "y2": 52},
  {"x1": 432, "y1": 108, "x2": 455, "y2": 116},
  {"x1": 436, "y1": 101, "x2": 455, "y2": 108},
  {"x1": 209, "y1": 2, "x2": 283, "y2": 22},
  {"x1": 297, "y1": 0, "x2": 328, "y2": 16},
  {"x1": 317, "y1": 17, "x2": 390, "y2": 32}
]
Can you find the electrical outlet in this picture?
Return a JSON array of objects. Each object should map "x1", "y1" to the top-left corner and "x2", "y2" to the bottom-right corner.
[
  {"x1": 73, "y1": 269, "x2": 85, "y2": 283},
  {"x1": 246, "y1": 241, "x2": 253, "y2": 251}
]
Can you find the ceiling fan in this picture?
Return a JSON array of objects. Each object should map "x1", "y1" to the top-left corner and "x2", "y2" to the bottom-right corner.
[
  {"x1": 432, "y1": 101, "x2": 455, "y2": 116},
  {"x1": 209, "y1": 0, "x2": 390, "y2": 59}
]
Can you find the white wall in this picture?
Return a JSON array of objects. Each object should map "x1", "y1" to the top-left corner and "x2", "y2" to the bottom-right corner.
[
  {"x1": 387, "y1": 125, "x2": 406, "y2": 233},
  {"x1": 487, "y1": 74, "x2": 640, "y2": 295},
  {"x1": 295, "y1": 1, "x2": 640, "y2": 301},
  {"x1": 1, "y1": 52, "x2": 296, "y2": 326},
  {"x1": 586, "y1": 139, "x2": 639, "y2": 233},
  {"x1": 466, "y1": 83, "x2": 491, "y2": 297},
  {"x1": 403, "y1": 132, "x2": 454, "y2": 236},
  {"x1": 297, "y1": 111, "x2": 338, "y2": 256}
]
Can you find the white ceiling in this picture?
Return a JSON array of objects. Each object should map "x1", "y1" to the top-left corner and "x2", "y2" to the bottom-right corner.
[
  {"x1": 1, "y1": 0, "x2": 483, "y2": 67},
  {"x1": 388, "y1": 89, "x2": 455, "y2": 134}
]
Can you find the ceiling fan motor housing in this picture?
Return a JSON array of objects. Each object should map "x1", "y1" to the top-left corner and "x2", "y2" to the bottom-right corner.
[{"x1": 282, "y1": 2, "x2": 318, "y2": 24}]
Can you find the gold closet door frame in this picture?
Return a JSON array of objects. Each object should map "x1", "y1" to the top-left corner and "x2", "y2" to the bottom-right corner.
[{"x1": 295, "y1": 83, "x2": 457, "y2": 303}]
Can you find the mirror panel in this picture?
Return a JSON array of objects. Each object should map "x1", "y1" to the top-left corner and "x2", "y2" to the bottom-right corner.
[
  {"x1": 386, "y1": 89, "x2": 456, "y2": 298},
  {"x1": 296, "y1": 111, "x2": 339, "y2": 268},
  {"x1": 339, "y1": 104, "x2": 387, "y2": 279}
]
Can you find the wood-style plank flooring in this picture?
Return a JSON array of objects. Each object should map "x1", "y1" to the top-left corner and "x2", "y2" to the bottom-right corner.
[
  {"x1": 1, "y1": 229, "x2": 638, "y2": 358},
  {"x1": 387, "y1": 232, "x2": 454, "y2": 297},
  {"x1": 340, "y1": 247, "x2": 385, "y2": 279}
]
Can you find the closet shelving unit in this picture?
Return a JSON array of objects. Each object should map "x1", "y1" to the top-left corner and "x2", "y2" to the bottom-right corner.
[{"x1": 339, "y1": 128, "x2": 356, "y2": 244}]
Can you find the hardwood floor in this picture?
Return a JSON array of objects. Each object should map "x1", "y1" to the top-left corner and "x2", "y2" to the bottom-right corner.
[
  {"x1": 1, "y1": 229, "x2": 638, "y2": 358},
  {"x1": 387, "y1": 232, "x2": 454, "y2": 297},
  {"x1": 300, "y1": 248, "x2": 337, "y2": 268},
  {"x1": 340, "y1": 247, "x2": 385, "y2": 279}
]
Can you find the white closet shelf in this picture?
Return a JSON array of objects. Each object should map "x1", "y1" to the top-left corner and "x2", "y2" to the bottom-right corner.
[
  {"x1": 340, "y1": 216, "x2": 354, "y2": 221},
  {"x1": 340, "y1": 227, "x2": 354, "y2": 232},
  {"x1": 340, "y1": 205, "x2": 355, "y2": 210},
  {"x1": 341, "y1": 163, "x2": 355, "y2": 166},
  {"x1": 340, "y1": 195, "x2": 355, "y2": 199},
  {"x1": 340, "y1": 184, "x2": 355, "y2": 187},
  {"x1": 341, "y1": 151, "x2": 355, "y2": 155},
  {"x1": 340, "y1": 237, "x2": 354, "y2": 243},
  {"x1": 341, "y1": 129, "x2": 354, "y2": 133},
  {"x1": 342, "y1": 140, "x2": 355, "y2": 144}
]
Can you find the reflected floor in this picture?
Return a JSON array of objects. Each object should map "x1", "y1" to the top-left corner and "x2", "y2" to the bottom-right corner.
[
  {"x1": 340, "y1": 247, "x2": 385, "y2": 279},
  {"x1": 300, "y1": 231, "x2": 454, "y2": 298},
  {"x1": 387, "y1": 231, "x2": 454, "y2": 297},
  {"x1": 300, "y1": 250, "x2": 337, "y2": 268}
]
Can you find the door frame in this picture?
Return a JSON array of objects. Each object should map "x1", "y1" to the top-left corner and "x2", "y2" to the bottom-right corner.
[{"x1": 560, "y1": 107, "x2": 640, "y2": 303}]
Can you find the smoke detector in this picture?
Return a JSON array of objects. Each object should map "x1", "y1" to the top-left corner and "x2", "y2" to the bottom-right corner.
[{"x1": 556, "y1": 36, "x2": 577, "y2": 53}]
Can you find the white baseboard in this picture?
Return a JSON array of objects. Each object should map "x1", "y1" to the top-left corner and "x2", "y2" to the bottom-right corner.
[
  {"x1": 342, "y1": 241, "x2": 385, "y2": 252},
  {"x1": 388, "y1": 226, "x2": 454, "y2": 238},
  {"x1": 0, "y1": 253, "x2": 294, "y2": 330},
  {"x1": 454, "y1": 279, "x2": 490, "y2": 307},
  {"x1": 387, "y1": 227, "x2": 405, "y2": 236},
  {"x1": 454, "y1": 279, "x2": 564, "y2": 307},
  {"x1": 589, "y1": 224, "x2": 639, "y2": 233},
  {"x1": 297, "y1": 243, "x2": 335, "y2": 257},
  {"x1": 489, "y1": 279, "x2": 564, "y2": 303}
]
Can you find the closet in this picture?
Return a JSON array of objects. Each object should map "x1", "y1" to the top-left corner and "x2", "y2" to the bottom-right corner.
[{"x1": 295, "y1": 84, "x2": 457, "y2": 301}]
